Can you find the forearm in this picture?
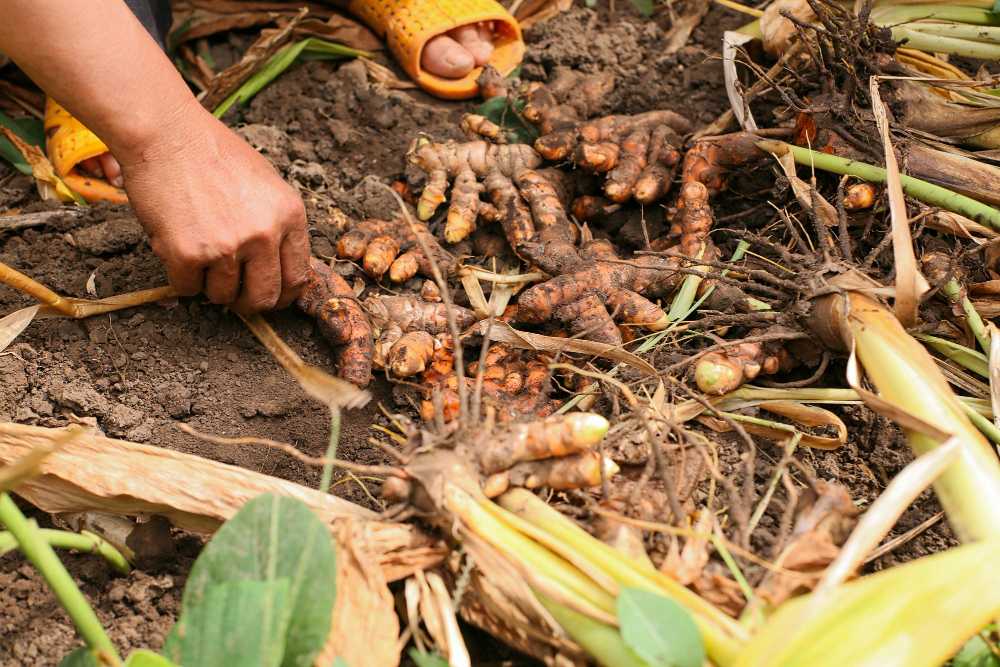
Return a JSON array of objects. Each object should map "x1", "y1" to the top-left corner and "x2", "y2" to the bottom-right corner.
[{"x1": 0, "y1": 0, "x2": 199, "y2": 162}]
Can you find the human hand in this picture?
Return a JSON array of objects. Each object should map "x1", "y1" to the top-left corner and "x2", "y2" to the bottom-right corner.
[{"x1": 117, "y1": 99, "x2": 309, "y2": 312}]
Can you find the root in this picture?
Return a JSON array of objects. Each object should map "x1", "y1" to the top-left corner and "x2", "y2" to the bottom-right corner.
[
  {"x1": 296, "y1": 257, "x2": 375, "y2": 386},
  {"x1": 335, "y1": 215, "x2": 454, "y2": 282}
]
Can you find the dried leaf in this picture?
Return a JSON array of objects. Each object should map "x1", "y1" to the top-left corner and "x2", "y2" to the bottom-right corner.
[
  {"x1": 722, "y1": 31, "x2": 758, "y2": 133},
  {"x1": 870, "y1": 77, "x2": 930, "y2": 327},
  {"x1": 0, "y1": 126, "x2": 79, "y2": 202},
  {"x1": 757, "y1": 400, "x2": 848, "y2": 450},
  {"x1": 360, "y1": 58, "x2": 416, "y2": 90},
  {"x1": 0, "y1": 422, "x2": 435, "y2": 580},
  {"x1": 201, "y1": 9, "x2": 306, "y2": 111},
  {"x1": 663, "y1": 2, "x2": 710, "y2": 53},
  {"x1": 472, "y1": 321, "x2": 658, "y2": 377},
  {"x1": 0, "y1": 304, "x2": 39, "y2": 354},
  {"x1": 773, "y1": 149, "x2": 838, "y2": 227},
  {"x1": 84, "y1": 272, "x2": 98, "y2": 298},
  {"x1": 314, "y1": 521, "x2": 401, "y2": 667},
  {"x1": 515, "y1": 0, "x2": 573, "y2": 30},
  {"x1": 755, "y1": 480, "x2": 859, "y2": 607},
  {"x1": 237, "y1": 311, "x2": 369, "y2": 410},
  {"x1": 292, "y1": 15, "x2": 381, "y2": 52}
]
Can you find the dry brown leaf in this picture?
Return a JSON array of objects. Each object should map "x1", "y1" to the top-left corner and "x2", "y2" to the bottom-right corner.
[
  {"x1": 663, "y1": 1, "x2": 710, "y2": 54},
  {"x1": 200, "y1": 8, "x2": 306, "y2": 111},
  {"x1": 757, "y1": 400, "x2": 848, "y2": 450},
  {"x1": 473, "y1": 320, "x2": 658, "y2": 377},
  {"x1": 0, "y1": 422, "x2": 436, "y2": 580},
  {"x1": 754, "y1": 480, "x2": 859, "y2": 607},
  {"x1": 315, "y1": 520, "x2": 401, "y2": 667},
  {"x1": 292, "y1": 14, "x2": 382, "y2": 52},
  {"x1": 760, "y1": 0, "x2": 816, "y2": 56},
  {"x1": 0, "y1": 305, "x2": 39, "y2": 354},
  {"x1": 774, "y1": 149, "x2": 839, "y2": 227},
  {"x1": 237, "y1": 311, "x2": 369, "y2": 410},
  {"x1": 660, "y1": 510, "x2": 713, "y2": 586},
  {"x1": 870, "y1": 77, "x2": 929, "y2": 327},
  {"x1": 0, "y1": 127, "x2": 77, "y2": 202},
  {"x1": 515, "y1": 0, "x2": 573, "y2": 30},
  {"x1": 359, "y1": 58, "x2": 417, "y2": 90}
]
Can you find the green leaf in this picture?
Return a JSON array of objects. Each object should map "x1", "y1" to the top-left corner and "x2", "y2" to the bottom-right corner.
[
  {"x1": 213, "y1": 38, "x2": 369, "y2": 118},
  {"x1": 124, "y1": 649, "x2": 178, "y2": 667},
  {"x1": 165, "y1": 580, "x2": 291, "y2": 667},
  {"x1": 473, "y1": 96, "x2": 538, "y2": 145},
  {"x1": 953, "y1": 632, "x2": 1000, "y2": 667},
  {"x1": 408, "y1": 649, "x2": 450, "y2": 667},
  {"x1": 59, "y1": 648, "x2": 98, "y2": 667},
  {"x1": 0, "y1": 111, "x2": 44, "y2": 176},
  {"x1": 172, "y1": 494, "x2": 338, "y2": 667},
  {"x1": 629, "y1": 0, "x2": 655, "y2": 18},
  {"x1": 993, "y1": 0, "x2": 1000, "y2": 16},
  {"x1": 617, "y1": 588, "x2": 705, "y2": 667}
]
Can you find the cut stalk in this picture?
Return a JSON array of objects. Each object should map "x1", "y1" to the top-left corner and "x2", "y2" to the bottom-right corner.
[
  {"x1": 0, "y1": 493, "x2": 120, "y2": 664},
  {"x1": 756, "y1": 140, "x2": 1000, "y2": 230},
  {"x1": 810, "y1": 287, "x2": 1000, "y2": 541}
]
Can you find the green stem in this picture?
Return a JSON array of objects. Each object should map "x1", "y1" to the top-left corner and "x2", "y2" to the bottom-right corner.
[
  {"x1": 941, "y1": 279, "x2": 991, "y2": 354},
  {"x1": 0, "y1": 529, "x2": 129, "y2": 574},
  {"x1": 915, "y1": 333, "x2": 988, "y2": 378},
  {"x1": 891, "y1": 27, "x2": 1000, "y2": 59},
  {"x1": 820, "y1": 290, "x2": 1000, "y2": 542},
  {"x1": 536, "y1": 594, "x2": 648, "y2": 667},
  {"x1": 872, "y1": 5, "x2": 999, "y2": 26},
  {"x1": 496, "y1": 489, "x2": 748, "y2": 665},
  {"x1": 0, "y1": 494, "x2": 120, "y2": 664},
  {"x1": 319, "y1": 407, "x2": 342, "y2": 494},
  {"x1": 757, "y1": 140, "x2": 1000, "y2": 230},
  {"x1": 960, "y1": 400, "x2": 1000, "y2": 445}
]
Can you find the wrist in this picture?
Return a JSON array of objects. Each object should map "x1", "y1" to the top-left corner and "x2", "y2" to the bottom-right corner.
[{"x1": 110, "y1": 94, "x2": 212, "y2": 168}]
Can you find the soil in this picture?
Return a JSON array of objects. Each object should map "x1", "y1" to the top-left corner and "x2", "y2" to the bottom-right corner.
[{"x1": 0, "y1": 3, "x2": 955, "y2": 665}]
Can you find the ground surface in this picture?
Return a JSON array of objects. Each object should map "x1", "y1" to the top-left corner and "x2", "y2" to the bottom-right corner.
[{"x1": 0, "y1": 4, "x2": 954, "y2": 665}]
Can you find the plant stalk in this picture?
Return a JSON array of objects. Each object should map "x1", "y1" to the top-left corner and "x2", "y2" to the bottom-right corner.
[
  {"x1": 0, "y1": 493, "x2": 120, "y2": 663},
  {"x1": 0, "y1": 528, "x2": 129, "y2": 573},
  {"x1": 756, "y1": 140, "x2": 1000, "y2": 230},
  {"x1": 810, "y1": 288, "x2": 1000, "y2": 541}
]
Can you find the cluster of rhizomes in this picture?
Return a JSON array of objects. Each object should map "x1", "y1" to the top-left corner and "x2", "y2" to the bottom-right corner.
[{"x1": 295, "y1": 68, "x2": 773, "y2": 422}]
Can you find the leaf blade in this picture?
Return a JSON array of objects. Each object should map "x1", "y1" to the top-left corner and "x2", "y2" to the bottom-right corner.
[{"x1": 617, "y1": 588, "x2": 705, "y2": 667}]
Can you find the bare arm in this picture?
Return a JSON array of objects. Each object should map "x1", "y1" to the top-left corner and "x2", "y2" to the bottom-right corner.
[{"x1": 0, "y1": 1, "x2": 310, "y2": 312}]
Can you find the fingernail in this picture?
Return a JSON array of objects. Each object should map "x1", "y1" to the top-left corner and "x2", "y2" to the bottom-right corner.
[{"x1": 111, "y1": 175, "x2": 125, "y2": 188}]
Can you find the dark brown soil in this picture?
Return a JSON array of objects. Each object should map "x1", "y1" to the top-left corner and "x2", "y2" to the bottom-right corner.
[{"x1": 0, "y1": 4, "x2": 953, "y2": 665}]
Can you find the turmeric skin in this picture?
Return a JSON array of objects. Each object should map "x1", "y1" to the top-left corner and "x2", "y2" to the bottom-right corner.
[{"x1": 296, "y1": 257, "x2": 374, "y2": 387}]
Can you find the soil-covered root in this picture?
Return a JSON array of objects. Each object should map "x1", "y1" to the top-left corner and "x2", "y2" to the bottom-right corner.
[
  {"x1": 333, "y1": 214, "x2": 454, "y2": 282},
  {"x1": 413, "y1": 343, "x2": 561, "y2": 424},
  {"x1": 407, "y1": 138, "x2": 545, "y2": 244},
  {"x1": 364, "y1": 295, "x2": 478, "y2": 379},
  {"x1": 297, "y1": 257, "x2": 375, "y2": 386},
  {"x1": 531, "y1": 111, "x2": 690, "y2": 205},
  {"x1": 695, "y1": 338, "x2": 796, "y2": 396},
  {"x1": 516, "y1": 238, "x2": 691, "y2": 345}
]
